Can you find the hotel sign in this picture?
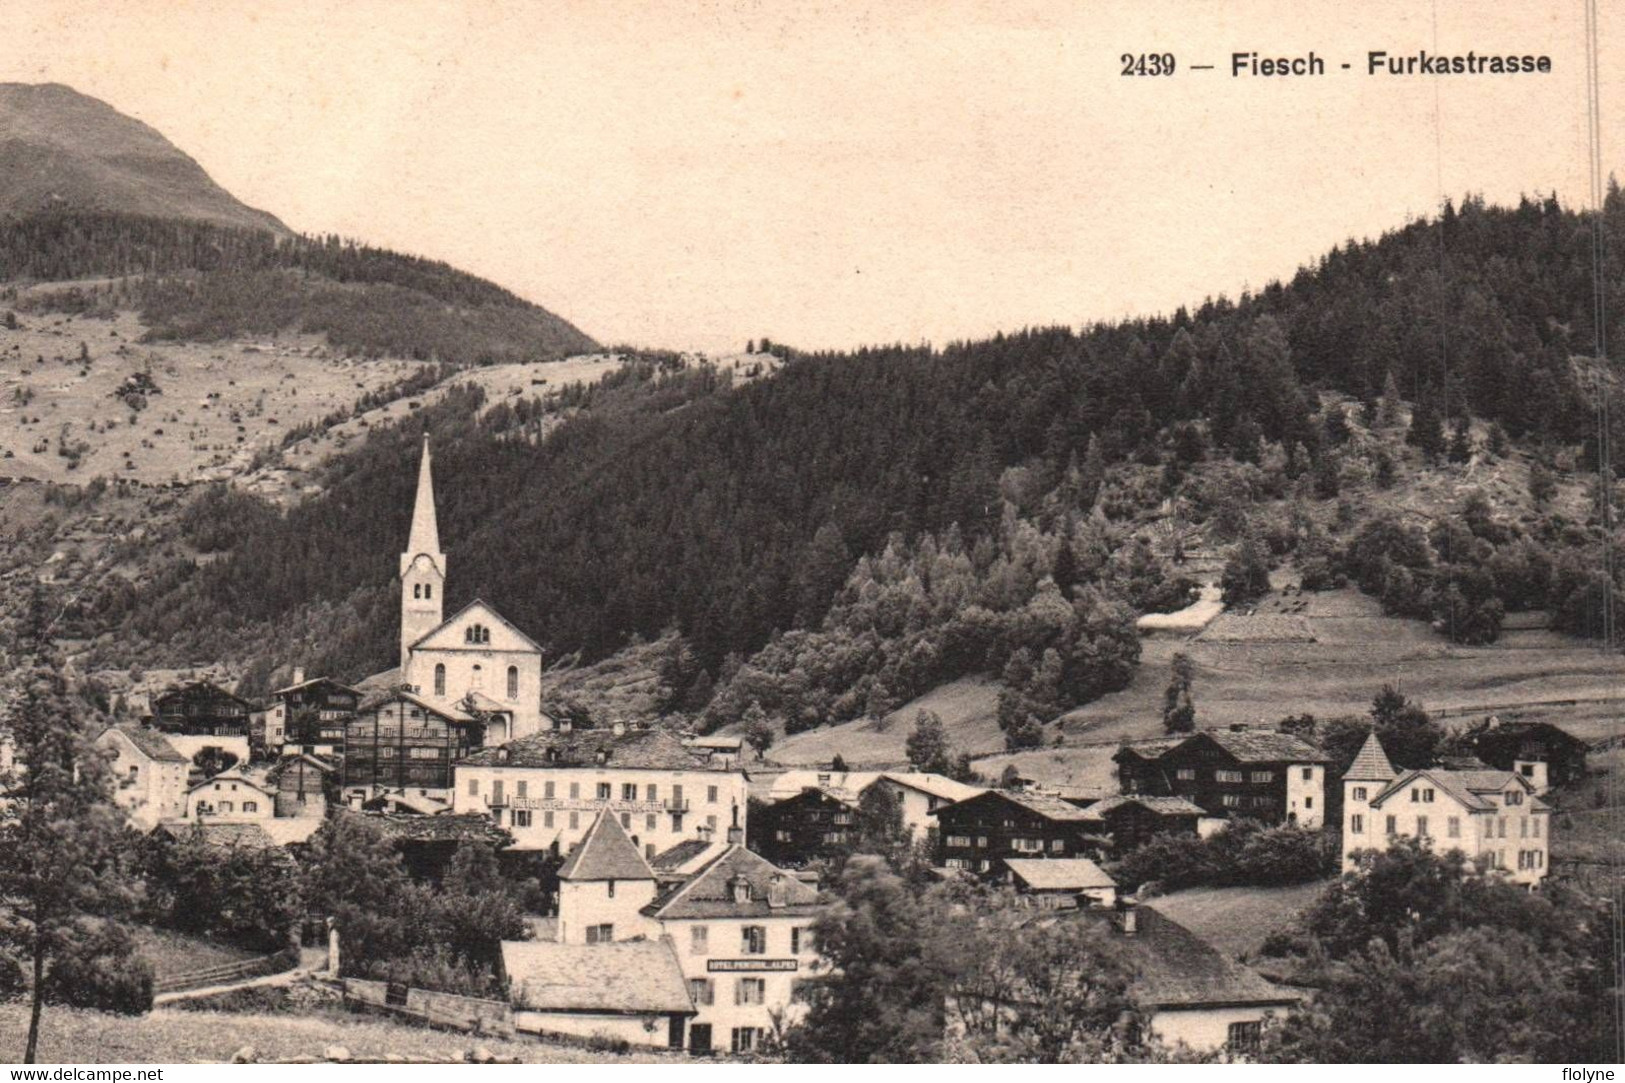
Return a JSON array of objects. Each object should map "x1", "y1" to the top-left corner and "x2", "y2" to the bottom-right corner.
[
  {"x1": 509, "y1": 798, "x2": 665, "y2": 813},
  {"x1": 707, "y1": 959, "x2": 798, "y2": 973}
]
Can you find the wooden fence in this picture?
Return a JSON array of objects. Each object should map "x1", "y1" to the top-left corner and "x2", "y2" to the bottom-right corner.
[
  {"x1": 154, "y1": 946, "x2": 300, "y2": 995},
  {"x1": 343, "y1": 978, "x2": 515, "y2": 1037}
]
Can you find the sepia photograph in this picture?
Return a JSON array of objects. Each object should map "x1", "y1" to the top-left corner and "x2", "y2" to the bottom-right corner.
[{"x1": 0, "y1": 0, "x2": 1620, "y2": 1069}]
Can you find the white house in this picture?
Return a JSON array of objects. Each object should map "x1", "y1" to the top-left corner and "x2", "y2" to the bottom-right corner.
[
  {"x1": 867, "y1": 772, "x2": 985, "y2": 840},
  {"x1": 1341, "y1": 732, "x2": 1552, "y2": 886},
  {"x1": 386, "y1": 437, "x2": 547, "y2": 743},
  {"x1": 186, "y1": 771, "x2": 276, "y2": 822},
  {"x1": 526, "y1": 810, "x2": 826, "y2": 1054},
  {"x1": 453, "y1": 725, "x2": 749, "y2": 857},
  {"x1": 96, "y1": 724, "x2": 189, "y2": 830}
]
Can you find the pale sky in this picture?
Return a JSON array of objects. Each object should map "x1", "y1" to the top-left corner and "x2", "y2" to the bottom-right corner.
[{"x1": 5, "y1": 0, "x2": 1620, "y2": 353}]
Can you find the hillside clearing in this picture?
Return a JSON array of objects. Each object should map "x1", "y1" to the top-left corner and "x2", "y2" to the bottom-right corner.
[{"x1": 765, "y1": 677, "x2": 1003, "y2": 767}]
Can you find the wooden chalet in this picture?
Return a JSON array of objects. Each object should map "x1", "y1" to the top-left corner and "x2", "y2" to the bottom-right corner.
[
  {"x1": 267, "y1": 752, "x2": 334, "y2": 817},
  {"x1": 341, "y1": 689, "x2": 482, "y2": 795},
  {"x1": 1076, "y1": 794, "x2": 1206, "y2": 853},
  {"x1": 149, "y1": 681, "x2": 252, "y2": 738},
  {"x1": 1463, "y1": 718, "x2": 1588, "y2": 790},
  {"x1": 930, "y1": 789, "x2": 1100, "y2": 876},
  {"x1": 272, "y1": 674, "x2": 360, "y2": 750},
  {"x1": 749, "y1": 787, "x2": 858, "y2": 867},
  {"x1": 1115, "y1": 728, "x2": 1330, "y2": 826}
]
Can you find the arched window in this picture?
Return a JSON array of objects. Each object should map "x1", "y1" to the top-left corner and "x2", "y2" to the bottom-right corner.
[
  {"x1": 413, "y1": 584, "x2": 422, "y2": 599},
  {"x1": 472, "y1": 664, "x2": 484, "y2": 690},
  {"x1": 507, "y1": 666, "x2": 519, "y2": 699},
  {"x1": 434, "y1": 663, "x2": 446, "y2": 696}
]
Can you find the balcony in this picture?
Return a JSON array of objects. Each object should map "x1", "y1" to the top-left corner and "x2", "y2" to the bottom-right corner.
[
  {"x1": 664, "y1": 798, "x2": 691, "y2": 812},
  {"x1": 486, "y1": 795, "x2": 510, "y2": 808}
]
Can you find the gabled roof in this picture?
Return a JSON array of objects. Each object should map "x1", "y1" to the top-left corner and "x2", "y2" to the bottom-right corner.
[
  {"x1": 1006, "y1": 857, "x2": 1116, "y2": 892},
  {"x1": 774, "y1": 786, "x2": 859, "y2": 810},
  {"x1": 1370, "y1": 767, "x2": 1542, "y2": 812},
  {"x1": 501, "y1": 940, "x2": 693, "y2": 1014},
  {"x1": 1079, "y1": 794, "x2": 1207, "y2": 820},
  {"x1": 1345, "y1": 731, "x2": 1397, "y2": 782},
  {"x1": 1197, "y1": 729, "x2": 1332, "y2": 764},
  {"x1": 355, "y1": 688, "x2": 474, "y2": 723},
  {"x1": 876, "y1": 772, "x2": 985, "y2": 805},
  {"x1": 460, "y1": 726, "x2": 728, "y2": 772},
  {"x1": 1114, "y1": 736, "x2": 1189, "y2": 760},
  {"x1": 266, "y1": 753, "x2": 335, "y2": 781},
  {"x1": 270, "y1": 675, "x2": 360, "y2": 698},
  {"x1": 101, "y1": 724, "x2": 187, "y2": 764},
  {"x1": 649, "y1": 838, "x2": 717, "y2": 874},
  {"x1": 931, "y1": 788, "x2": 1095, "y2": 823},
  {"x1": 187, "y1": 771, "x2": 274, "y2": 796},
  {"x1": 558, "y1": 812, "x2": 655, "y2": 882},
  {"x1": 408, "y1": 598, "x2": 543, "y2": 655},
  {"x1": 766, "y1": 769, "x2": 883, "y2": 800},
  {"x1": 1107, "y1": 907, "x2": 1300, "y2": 1010},
  {"x1": 643, "y1": 844, "x2": 822, "y2": 920}
]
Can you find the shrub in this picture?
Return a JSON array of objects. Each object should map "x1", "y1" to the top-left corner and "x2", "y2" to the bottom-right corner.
[{"x1": 43, "y1": 923, "x2": 154, "y2": 1015}]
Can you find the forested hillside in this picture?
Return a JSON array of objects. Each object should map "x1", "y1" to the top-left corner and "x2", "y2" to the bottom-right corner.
[
  {"x1": 0, "y1": 210, "x2": 598, "y2": 362},
  {"x1": 81, "y1": 189, "x2": 1625, "y2": 740}
]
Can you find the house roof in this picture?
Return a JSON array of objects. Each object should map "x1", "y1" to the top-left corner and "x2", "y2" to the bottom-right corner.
[
  {"x1": 1345, "y1": 731, "x2": 1397, "y2": 782},
  {"x1": 265, "y1": 753, "x2": 336, "y2": 782},
  {"x1": 462, "y1": 691, "x2": 511, "y2": 715},
  {"x1": 1079, "y1": 794, "x2": 1207, "y2": 821},
  {"x1": 1370, "y1": 767, "x2": 1546, "y2": 812},
  {"x1": 1114, "y1": 737, "x2": 1189, "y2": 760},
  {"x1": 1005, "y1": 857, "x2": 1117, "y2": 892},
  {"x1": 766, "y1": 769, "x2": 884, "y2": 800},
  {"x1": 187, "y1": 771, "x2": 274, "y2": 796},
  {"x1": 459, "y1": 726, "x2": 730, "y2": 772},
  {"x1": 1199, "y1": 729, "x2": 1332, "y2": 764},
  {"x1": 643, "y1": 844, "x2": 822, "y2": 920},
  {"x1": 153, "y1": 681, "x2": 253, "y2": 710},
  {"x1": 1106, "y1": 906, "x2": 1301, "y2": 1011},
  {"x1": 649, "y1": 839, "x2": 719, "y2": 874},
  {"x1": 558, "y1": 812, "x2": 655, "y2": 882},
  {"x1": 501, "y1": 940, "x2": 694, "y2": 1015},
  {"x1": 932, "y1": 788, "x2": 1096, "y2": 823},
  {"x1": 356, "y1": 688, "x2": 474, "y2": 723},
  {"x1": 156, "y1": 821, "x2": 278, "y2": 850},
  {"x1": 339, "y1": 809, "x2": 511, "y2": 846},
  {"x1": 877, "y1": 772, "x2": 985, "y2": 805},
  {"x1": 1472, "y1": 719, "x2": 1590, "y2": 751},
  {"x1": 362, "y1": 790, "x2": 451, "y2": 816},
  {"x1": 103, "y1": 724, "x2": 187, "y2": 764},
  {"x1": 270, "y1": 675, "x2": 360, "y2": 698}
]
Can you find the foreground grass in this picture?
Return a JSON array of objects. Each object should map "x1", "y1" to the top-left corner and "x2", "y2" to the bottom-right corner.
[
  {"x1": 0, "y1": 1004, "x2": 688, "y2": 1064},
  {"x1": 129, "y1": 927, "x2": 259, "y2": 981}
]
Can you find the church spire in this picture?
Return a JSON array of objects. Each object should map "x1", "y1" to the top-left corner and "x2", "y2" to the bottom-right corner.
[{"x1": 406, "y1": 433, "x2": 442, "y2": 562}]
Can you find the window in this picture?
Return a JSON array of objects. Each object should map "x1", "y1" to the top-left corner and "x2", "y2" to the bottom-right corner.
[
  {"x1": 218, "y1": 801, "x2": 234, "y2": 813},
  {"x1": 1352, "y1": 787, "x2": 1368, "y2": 801},
  {"x1": 792, "y1": 927, "x2": 813, "y2": 954},
  {"x1": 1250, "y1": 771, "x2": 1273, "y2": 784},
  {"x1": 1216, "y1": 770, "x2": 1244, "y2": 783},
  {"x1": 1447, "y1": 816, "x2": 1461, "y2": 838},
  {"x1": 413, "y1": 584, "x2": 422, "y2": 599},
  {"x1": 585, "y1": 924, "x2": 614, "y2": 944},
  {"x1": 1222, "y1": 794, "x2": 1242, "y2": 807},
  {"x1": 492, "y1": 780, "x2": 505, "y2": 804},
  {"x1": 1302, "y1": 767, "x2": 1313, "y2": 781},
  {"x1": 673, "y1": 784, "x2": 684, "y2": 805},
  {"x1": 1499, "y1": 817, "x2": 1508, "y2": 838},
  {"x1": 1520, "y1": 764, "x2": 1536, "y2": 777},
  {"x1": 1304, "y1": 796, "x2": 1313, "y2": 809},
  {"x1": 242, "y1": 801, "x2": 257, "y2": 814},
  {"x1": 741, "y1": 926, "x2": 767, "y2": 954},
  {"x1": 1050, "y1": 838, "x2": 1065, "y2": 852},
  {"x1": 623, "y1": 783, "x2": 638, "y2": 801},
  {"x1": 1385, "y1": 815, "x2": 1397, "y2": 835},
  {"x1": 514, "y1": 810, "x2": 532, "y2": 827},
  {"x1": 688, "y1": 978, "x2": 715, "y2": 1006},
  {"x1": 646, "y1": 814, "x2": 657, "y2": 831},
  {"x1": 1423, "y1": 788, "x2": 1435, "y2": 803},
  {"x1": 1011, "y1": 838, "x2": 1043, "y2": 852},
  {"x1": 730, "y1": 1028, "x2": 762, "y2": 1054},
  {"x1": 505, "y1": 666, "x2": 519, "y2": 700},
  {"x1": 735, "y1": 978, "x2": 766, "y2": 1006},
  {"x1": 977, "y1": 836, "x2": 988, "y2": 848},
  {"x1": 1175, "y1": 768, "x2": 1196, "y2": 781},
  {"x1": 946, "y1": 834, "x2": 971, "y2": 847},
  {"x1": 621, "y1": 812, "x2": 632, "y2": 829},
  {"x1": 1410, "y1": 787, "x2": 1419, "y2": 802},
  {"x1": 434, "y1": 664, "x2": 446, "y2": 696},
  {"x1": 1506, "y1": 790, "x2": 1523, "y2": 806},
  {"x1": 544, "y1": 781, "x2": 555, "y2": 799},
  {"x1": 569, "y1": 812, "x2": 579, "y2": 830},
  {"x1": 1416, "y1": 816, "x2": 1428, "y2": 837},
  {"x1": 1227, "y1": 1021, "x2": 1262, "y2": 1053},
  {"x1": 775, "y1": 829, "x2": 792, "y2": 842},
  {"x1": 570, "y1": 782, "x2": 580, "y2": 799},
  {"x1": 467, "y1": 777, "x2": 480, "y2": 796},
  {"x1": 516, "y1": 781, "x2": 528, "y2": 799},
  {"x1": 646, "y1": 784, "x2": 658, "y2": 801},
  {"x1": 708, "y1": 785, "x2": 719, "y2": 803},
  {"x1": 707, "y1": 815, "x2": 718, "y2": 829},
  {"x1": 690, "y1": 926, "x2": 708, "y2": 955},
  {"x1": 597, "y1": 783, "x2": 612, "y2": 800},
  {"x1": 608, "y1": 879, "x2": 615, "y2": 898},
  {"x1": 544, "y1": 811, "x2": 554, "y2": 828},
  {"x1": 1532, "y1": 817, "x2": 1541, "y2": 838},
  {"x1": 1350, "y1": 814, "x2": 1364, "y2": 833}
]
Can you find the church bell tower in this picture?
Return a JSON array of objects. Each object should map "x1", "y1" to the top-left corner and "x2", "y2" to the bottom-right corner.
[{"x1": 400, "y1": 435, "x2": 446, "y2": 673}]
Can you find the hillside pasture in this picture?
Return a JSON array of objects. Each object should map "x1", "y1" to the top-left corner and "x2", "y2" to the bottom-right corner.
[{"x1": 765, "y1": 677, "x2": 1003, "y2": 767}]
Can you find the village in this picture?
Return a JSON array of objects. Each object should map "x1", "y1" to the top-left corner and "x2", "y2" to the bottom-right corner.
[{"x1": 64, "y1": 437, "x2": 1600, "y2": 1061}]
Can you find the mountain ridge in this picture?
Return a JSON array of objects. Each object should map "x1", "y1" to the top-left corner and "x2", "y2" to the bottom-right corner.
[{"x1": 0, "y1": 82, "x2": 289, "y2": 235}]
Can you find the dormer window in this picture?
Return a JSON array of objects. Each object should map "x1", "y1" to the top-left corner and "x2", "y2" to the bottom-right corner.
[
  {"x1": 731, "y1": 875, "x2": 752, "y2": 904},
  {"x1": 1506, "y1": 790, "x2": 1523, "y2": 805}
]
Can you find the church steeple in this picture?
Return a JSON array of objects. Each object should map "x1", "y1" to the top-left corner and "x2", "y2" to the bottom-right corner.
[{"x1": 400, "y1": 435, "x2": 446, "y2": 672}]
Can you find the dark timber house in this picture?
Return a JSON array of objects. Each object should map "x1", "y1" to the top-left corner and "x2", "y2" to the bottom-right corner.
[
  {"x1": 1115, "y1": 728, "x2": 1330, "y2": 827},
  {"x1": 341, "y1": 689, "x2": 481, "y2": 796},
  {"x1": 150, "y1": 681, "x2": 253, "y2": 737},
  {"x1": 930, "y1": 789, "x2": 1099, "y2": 875},
  {"x1": 749, "y1": 787, "x2": 857, "y2": 867},
  {"x1": 272, "y1": 675, "x2": 360, "y2": 752},
  {"x1": 1463, "y1": 719, "x2": 1588, "y2": 790}
]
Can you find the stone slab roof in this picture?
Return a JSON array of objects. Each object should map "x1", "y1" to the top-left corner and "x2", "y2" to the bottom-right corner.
[
  {"x1": 1005, "y1": 857, "x2": 1117, "y2": 892},
  {"x1": 502, "y1": 939, "x2": 694, "y2": 1015},
  {"x1": 644, "y1": 844, "x2": 822, "y2": 920},
  {"x1": 460, "y1": 725, "x2": 728, "y2": 772},
  {"x1": 104, "y1": 723, "x2": 187, "y2": 763},
  {"x1": 558, "y1": 811, "x2": 655, "y2": 882}
]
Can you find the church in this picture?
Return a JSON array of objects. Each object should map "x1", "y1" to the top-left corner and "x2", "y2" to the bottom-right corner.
[{"x1": 385, "y1": 435, "x2": 548, "y2": 744}]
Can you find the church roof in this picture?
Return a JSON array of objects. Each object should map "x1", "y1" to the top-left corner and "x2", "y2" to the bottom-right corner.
[
  {"x1": 1345, "y1": 731, "x2": 1397, "y2": 782},
  {"x1": 405, "y1": 434, "x2": 442, "y2": 564},
  {"x1": 558, "y1": 811, "x2": 656, "y2": 882},
  {"x1": 406, "y1": 598, "x2": 544, "y2": 655}
]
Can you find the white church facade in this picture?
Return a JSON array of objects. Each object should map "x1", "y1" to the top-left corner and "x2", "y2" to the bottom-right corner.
[{"x1": 391, "y1": 436, "x2": 548, "y2": 744}]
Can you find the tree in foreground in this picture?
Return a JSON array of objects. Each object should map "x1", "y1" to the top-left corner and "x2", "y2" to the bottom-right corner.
[{"x1": 0, "y1": 591, "x2": 146, "y2": 1062}]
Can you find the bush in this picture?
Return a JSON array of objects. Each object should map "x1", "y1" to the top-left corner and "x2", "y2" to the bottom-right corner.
[
  {"x1": 1113, "y1": 820, "x2": 1335, "y2": 893},
  {"x1": 43, "y1": 923, "x2": 154, "y2": 1015}
]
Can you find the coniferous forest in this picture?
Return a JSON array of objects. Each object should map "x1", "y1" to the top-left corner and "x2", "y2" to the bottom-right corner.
[{"x1": 76, "y1": 187, "x2": 1625, "y2": 739}]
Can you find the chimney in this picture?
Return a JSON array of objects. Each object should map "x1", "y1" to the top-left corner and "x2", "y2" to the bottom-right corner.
[
  {"x1": 291, "y1": 666, "x2": 306, "y2": 686},
  {"x1": 727, "y1": 826, "x2": 744, "y2": 844}
]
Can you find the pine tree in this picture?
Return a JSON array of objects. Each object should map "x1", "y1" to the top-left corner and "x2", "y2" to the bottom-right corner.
[
  {"x1": 1447, "y1": 416, "x2": 1474, "y2": 464},
  {"x1": 1, "y1": 591, "x2": 144, "y2": 1062},
  {"x1": 1407, "y1": 395, "x2": 1446, "y2": 460},
  {"x1": 1378, "y1": 371, "x2": 1403, "y2": 427},
  {"x1": 1161, "y1": 652, "x2": 1196, "y2": 733},
  {"x1": 904, "y1": 710, "x2": 953, "y2": 775}
]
